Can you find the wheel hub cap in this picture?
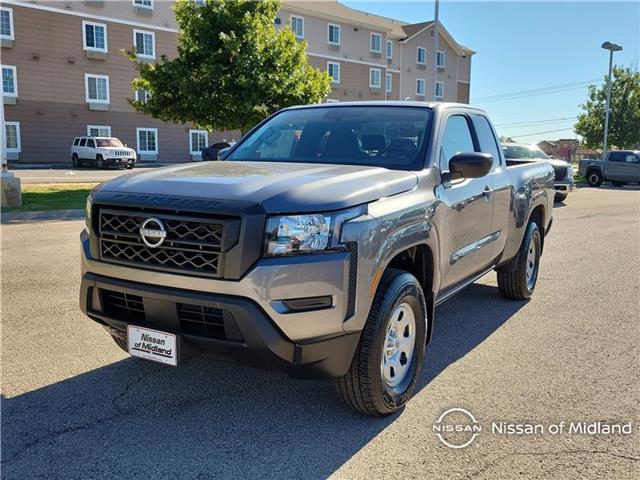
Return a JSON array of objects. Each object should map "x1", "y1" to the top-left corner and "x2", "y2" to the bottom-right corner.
[
  {"x1": 526, "y1": 238, "x2": 538, "y2": 289},
  {"x1": 381, "y1": 303, "x2": 416, "y2": 388}
]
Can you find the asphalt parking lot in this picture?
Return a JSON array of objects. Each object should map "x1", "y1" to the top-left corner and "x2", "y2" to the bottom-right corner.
[
  {"x1": 1, "y1": 187, "x2": 638, "y2": 479},
  {"x1": 10, "y1": 165, "x2": 168, "y2": 184}
]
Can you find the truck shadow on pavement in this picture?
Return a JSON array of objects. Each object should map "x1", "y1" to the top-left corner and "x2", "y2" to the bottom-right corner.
[{"x1": 2, "y1": 283, "x2": 526, "y2": 479}]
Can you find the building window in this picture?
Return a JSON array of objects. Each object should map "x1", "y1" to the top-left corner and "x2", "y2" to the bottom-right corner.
[
  {"x1": 137, "y1": 128, "x2": 158, "y2": 153},
  {"x1": 0, "y1": 7, "x2": 14, "y2": 40},
  {"x1": 435, "y1": 81, "x2": 444, "y2": 99},
  {"x1": 190, "y1": 130, "x2": 208, "y2": 154},
  {"x1": 327, "y1": 62, "x2": 340, "y2": 84},
  {"x1": 417, "y1": 47, "x2": 426, "y2": 65},
  {"x1": 416, "y1": 78, "x2": 426, "y2": 96},
  {"x1": 385, "y1": 73, "x2": 392, "y2": 93},
  {"x1": 328, "y1": 23, "x2": 340, "y2": 46},
  {"x1": 2, "y1": 65, "x2": 17, "y2": 97},
  {"x1": 369, "y1": 68, "x2": 381, "y2": 88},
  {"x1": 134, "y1": 30, "x2": 155, "y2": 58},
  {"x1": 290, "y1": 16, "x2": 304, "y2": 39},
  {"x1": 436, "y1": 50, "x2": 445, "y2": 68},
  {"x1": 386, "y1": 39, "x2": 393, "y2": 59},
  {"x1": 133, "y1": 0, "x2": 153, "y2": 9},
  {"x1": 370, "y1": 33, "x2": 382, "y2": 53},
  {"x1": 85, "y1": 74, "x2": 110, "y2": 103},
  {"x1": 135, "y1": 88, "x2": 152, "y2": 103},
  {"x1": 83, "y1": 21, "x2": 107, "y2": 52},
  {"x1": 87, "y1": 125, "x2": 111, "y2": 137},
  {"x1": 4, "y1": 121, "x2": 20, "y2": 153}
]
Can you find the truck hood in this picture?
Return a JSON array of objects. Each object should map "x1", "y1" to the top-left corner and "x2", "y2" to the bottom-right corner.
[{"x1": 100, "y1": 161, "x2": 418, "y2": 213}]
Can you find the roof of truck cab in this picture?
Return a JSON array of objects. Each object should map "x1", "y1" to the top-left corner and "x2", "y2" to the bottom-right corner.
[{"x1": 284, "y1": 101, "x2": 487, "y2": 114}]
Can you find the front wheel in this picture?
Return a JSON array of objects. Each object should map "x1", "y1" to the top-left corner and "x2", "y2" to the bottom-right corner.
[
  {"x1": 497, "y1": 221, "x2": 541, "y2": 300},
  {"x1": 96, "y1": 155, "x2": 105, "y2": 169},
  {"x1": 334, "y1": 269, "x2": 427, "y2": 416},
  {"x1": 587, "y1": 170, "x2": 603, "y2": 187}
]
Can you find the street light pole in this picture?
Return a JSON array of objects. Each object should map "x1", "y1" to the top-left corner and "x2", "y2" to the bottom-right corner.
[
  {"x1": 433, "y1": 0, "x2": 439, "y2": 101},
  {"x1": 601, "y1": 41, "x2": 622, "y2": 158}
]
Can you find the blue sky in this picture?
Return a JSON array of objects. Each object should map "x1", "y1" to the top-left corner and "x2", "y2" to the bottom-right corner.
[{"x1": 344, "y1": 1, "x2": 640, "y2": 144}]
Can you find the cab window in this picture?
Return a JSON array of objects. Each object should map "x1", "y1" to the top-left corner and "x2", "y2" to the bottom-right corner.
[
  {"x1": 440, "y1": 115, "x2": 475, "y2": 171},
  {"x1": 471, "y1": 115, "x2": 501, "y2": 169}
]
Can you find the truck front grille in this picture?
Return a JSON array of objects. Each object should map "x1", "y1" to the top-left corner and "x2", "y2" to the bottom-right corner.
[
  {"x1": 98, "y1": 208, "x2": 234, "y2": 277},
  {"x1": 553, "y1": 166, "x2": 567, "y2": 181}
]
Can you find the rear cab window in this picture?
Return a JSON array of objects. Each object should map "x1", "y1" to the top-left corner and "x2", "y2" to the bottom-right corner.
[
  {"x1": 79, "y1": 138, "x2": 87, "y2": 147},
  {"x1": 73, "y1": 138, "x2": 80, "y2": 146},
  {"x1": 471, "y1": 115, "x2": 502, "y2": 169}
]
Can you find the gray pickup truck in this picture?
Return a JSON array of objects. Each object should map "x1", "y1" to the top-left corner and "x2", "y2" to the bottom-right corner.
[
  {"x1": 80, "y1": 102, "x2": 554, "y2": 416},
  {"x1": 579, "y1": 150, "x2": 640, "y2": 187}
]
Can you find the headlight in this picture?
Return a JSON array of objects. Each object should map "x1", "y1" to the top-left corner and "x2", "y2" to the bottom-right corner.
[
  {"x1": 263, "y1": 206, "x2": 365, "y2": 256},
  {"x1": 85, "y1": 185, "x2": 101, "y2": 230}
]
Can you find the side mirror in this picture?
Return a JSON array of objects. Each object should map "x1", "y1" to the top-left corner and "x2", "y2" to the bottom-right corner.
[
  {"x1": 217, "y1": 147, "x2": 231, "y2": 160},
  {"x1": 447, "y1": 152, "x2": 492, "y2": 180}
]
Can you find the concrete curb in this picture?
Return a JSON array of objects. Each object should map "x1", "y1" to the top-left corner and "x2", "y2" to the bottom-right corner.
[{"x1": 1, "y1": 209, "x2": 84, "y2": 224}]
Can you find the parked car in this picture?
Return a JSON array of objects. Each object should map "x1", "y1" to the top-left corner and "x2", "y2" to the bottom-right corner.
[
  {"x1": 201, "y1": 141, "x2": 235, "y2": 161},
  {"x1": 71, "y1": 136, "x2": 137, "y2": 169},
  {"x1": 502, "y1": 143, "x2": 574, "y2": 202},
  {"x1": 80, "y1": 102, "x2": 555, "y2": 416},
  {"x1": 578, "y1": 150, "x2": 640, "y2": 187}
]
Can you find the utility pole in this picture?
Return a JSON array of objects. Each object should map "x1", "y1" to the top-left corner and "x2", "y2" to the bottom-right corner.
[
  {"x1": 433, "y1": 0, "x2": 439, "y2": 101},
  {"x1": 601, "y1": 41, "x2": 622, "y2": 158}
]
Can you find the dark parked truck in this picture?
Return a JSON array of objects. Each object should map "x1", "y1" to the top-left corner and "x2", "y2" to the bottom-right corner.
[
  {"x1": 80, "y1": 102, "x2": 555, "y2": 416},
  {"x1": 579, "y1": 150, "x2": 640, "y2": 187},
  {"x1": 502, "y1": 142, "x2": 574, "y2": 202}
]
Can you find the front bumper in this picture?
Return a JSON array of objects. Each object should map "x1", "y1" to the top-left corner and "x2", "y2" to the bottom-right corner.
[
  {"x1": 80, "y1": 273, "x2": 359, "y2": 378},
  {"x1": 554, "y1": 180, "x2": 575, "y2": 194},
  {"x1": 105, "y1": 157, "x2": 135, "y2": 166},
  {"x1": 80, "y1": 229, "x2": 361, "y2": 378}
]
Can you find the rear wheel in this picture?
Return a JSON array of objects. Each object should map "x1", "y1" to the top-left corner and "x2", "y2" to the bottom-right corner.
[
  {"x1": 96, "y1": 155, "x2": 105, "y2": 169},
  {"x1": 587, "y1": 170, "x2": 603, "y2": 187},
  {"x1": 334, "y1": 269, "x2": 427, "y2": 416},
  {"x1": 497, "y1": 221, "x2": 541, "y2": 300},
  {"x1": 72, "y1": 153, "x2": 80, "y2": 167}
]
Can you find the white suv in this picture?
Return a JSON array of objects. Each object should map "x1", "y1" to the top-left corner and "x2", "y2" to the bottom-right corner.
[{"x1": 71, "y1": 136, "x2": 137, "y2": 169}]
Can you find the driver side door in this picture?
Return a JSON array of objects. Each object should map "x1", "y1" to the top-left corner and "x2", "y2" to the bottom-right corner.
[{"x1": 435, "y1": 114, "x2": 496, "y2": 293}]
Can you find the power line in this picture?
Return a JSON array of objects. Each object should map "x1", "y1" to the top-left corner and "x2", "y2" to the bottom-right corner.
[
  {"x1": 472, "y1": 78, "x2": 600, "y2": 102},
  {"x1": 510, "y1": 127, "x2": 576, "y2": 139},
  {"x1": 475, "y1": 84, "x2": 599, "y2": 104},
  {"x1": 494, "y1": 116, "x2": 577, "y2": 128}
]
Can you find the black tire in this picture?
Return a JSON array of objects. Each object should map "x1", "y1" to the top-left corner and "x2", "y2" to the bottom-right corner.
[
  {"x1": 497, "y1": 221, "x2": 541, "y2": 300},
  {"x1": 72, "y1": 153, "x2": 79, "y2": 168},
  {"x1": 96, "y1": 155, "x2": 105, "y2": 169},
  {"x1": 111, "y1": 334, "x2": 128, "y2": 352},
  {"x1": 587, "y1": 169, "x2": 603, "y2": 187},
  {"x1": 555, "y1": 193, "x2": 567, "y2": 203},
  {"x1": 611, "y1": 181, "x2": 625, "y2": 187},
  {"x1": 334, "y1": 269, "x2": 427, "y2": 416}
]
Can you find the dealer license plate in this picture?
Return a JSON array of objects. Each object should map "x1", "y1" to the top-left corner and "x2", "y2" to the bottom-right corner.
[{"x1": 127, "y1": 325, "x2": 177, "y2": 366}]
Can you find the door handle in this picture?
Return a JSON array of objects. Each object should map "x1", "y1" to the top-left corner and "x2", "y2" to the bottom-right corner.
[{"x1": 482, "y1": 186, "x2": 492, "y2": 199}]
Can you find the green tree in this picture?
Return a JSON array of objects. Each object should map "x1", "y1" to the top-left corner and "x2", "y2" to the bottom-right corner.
[
  {"x1": 575, "y1": 66, "x2": 640, "y2": 149},
  {"x1": 128, "y1": 0, "x2": 331, "y2": 133}
]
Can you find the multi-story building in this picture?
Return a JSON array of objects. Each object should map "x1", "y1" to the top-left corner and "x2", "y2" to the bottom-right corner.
[{"x1": 1, "y1": 0, "x2": 473, "y2": 165}]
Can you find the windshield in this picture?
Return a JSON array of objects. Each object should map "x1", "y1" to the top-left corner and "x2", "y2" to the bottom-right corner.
[
  {"x1": 502, "y1": 145, "x2": 550, "y2": 160},
  {"x1": 96, "y1": 138, "x2": 125, "y2": 148},
  {"x1": 227, "y1": 106, "x2": 433, "y2": 170}
]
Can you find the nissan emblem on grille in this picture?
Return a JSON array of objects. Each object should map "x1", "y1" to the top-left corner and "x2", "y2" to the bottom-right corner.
[{"x1": 139, "y1": 217, "x2": 167, "y2": 248}]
